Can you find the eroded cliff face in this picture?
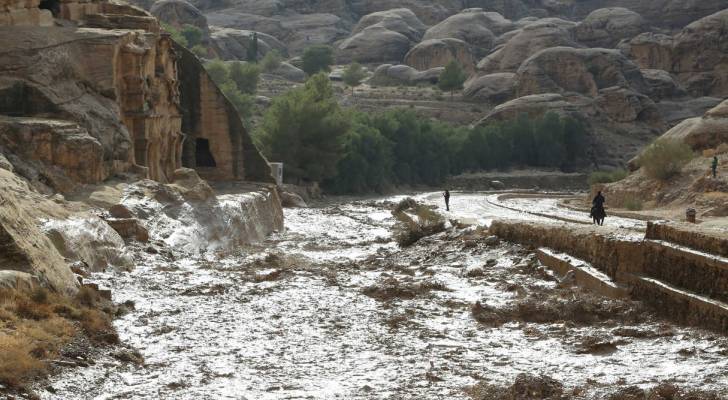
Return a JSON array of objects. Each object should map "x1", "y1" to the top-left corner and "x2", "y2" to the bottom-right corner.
[{"x1": 0, "y1": 0, "x2": 272, "y2": 192}]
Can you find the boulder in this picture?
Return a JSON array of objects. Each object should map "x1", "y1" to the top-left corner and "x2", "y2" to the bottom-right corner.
[
  {"x1": 574, "y1": 7, "x2": 646, "y2": 48},
  {"x1": 619, "y1": 32, "x2": 674, "y2": 72},
  {"x1": 515, "y1": 47, "x2": 649, "y2": 98},
  {"x1": 370, "y1": 64, "x2": 443, "y2": 86},
  {"x1": 151, "y1": 0, "x2": 210, "y2": 42},
  {"x1": 0, "y1": 271, "x2": 39, "y2": 293},
  {"x1": 109, "y1": 204, "x2": 134, "y2": 219},
  {"x1": 270, "y1": 62, "x2": 306, "y2": 82},
  {"x1": 337, "y1": 25, "x2": 412, "y2": 63},
  {"x1": 0, "y1": 153, "x2": 13, "y2": 172},
  {"x1": 661, "y1": 99, "x2": 728, "y2": 151},
  {"x1": 210, "y1": 27, "x2": 287, "y2": 61},
  {"x1": 477, "y1": 93, "x2": 596, "y2": 125},
  {"x1": 641, "y1": 69, "x2": 685, "y2": 100},
  {"x1": 0, "y1": 116, "x2": 104, "y2": 193},
  {"x1": 422, "y1": 10, "x2": 497, "y2": 57},
  {"x1": 477, "y1": 18, "x2": 578, "y2": 74},
  {"x1": 594, "y1": 86, "x2": 660, "y2": 125},
  {"x1": 404, "y1": 38, "x2": 475, "y2": 74},
  {"x1": 463, "y1": 73, "x2": 516, "y2": 103},
  {"x1": 104, "y1": 218, "x2": 150, "y2": 242},
  {"x1": 280, "y1": 191, "x2": 307, "y2": 208},
  {"x1": 656, "y1": 97, "x2": 723, "y2": 127},
  {"x1": 0, "y1": 169, "x2": 78, "y2": 294},
  {"x1": 621, "y1": 10, "x2": 728, "y2": 97},
  {"x1": 170, "y1": 167, "x2": 215, "y2": 201},
  {"x1": 351, "y1": 8, "x2": 425, "y2": 42}
]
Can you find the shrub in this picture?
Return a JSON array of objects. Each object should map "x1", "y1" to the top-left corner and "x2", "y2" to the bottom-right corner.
[
  {"x1": 342, "y1": 62, "x2": 367, "y2": 94},
  {"x1": 0, "y1": 335, "x2": 45, "y2": 387},
  {"x1": 588, "y1": 169, "x2": 628, "y2": 185},
  {"x1": 228, "y1": 61, "x2": 260, "y2": 95},
  {"x1": 260, "y1": 49, "x2": 282, "y2": 72},
  {"x1": 301, "y1": 44, "x2": 334, "y2": 75},
  {"x1": 191, "y1": 44, "x2": 208, "y2": 58},
  {"x1": 622, "y1": 196, "x2": 643, "y2": 211},
  {"x1": 180, "y1": 24, "x2": 203, "y2": 47},
  {"x1": 204, "y1": 59, "x2": 229, "y2": 85},
  {"x1": 161, "y1": 22, "x2": 188, "y2": 47},
  {"x1": 639, "y1": 139, "x2": 694, "y2": 181}
]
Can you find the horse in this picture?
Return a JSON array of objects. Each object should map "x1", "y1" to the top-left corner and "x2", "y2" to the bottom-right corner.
[{"x1": 590, "y1": 205, "x2": 606, "y2": 226}]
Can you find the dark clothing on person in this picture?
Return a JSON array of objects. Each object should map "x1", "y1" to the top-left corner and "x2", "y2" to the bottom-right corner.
[
  {"x1": 592, "y1": 193, "x2": 605, "y2": 208},
  {"x1": 712, "y1": 156, "x2": 718, "y2": 178},
  {"x1": 444, "y1": 190, "x2": 450, "y2": 211}
]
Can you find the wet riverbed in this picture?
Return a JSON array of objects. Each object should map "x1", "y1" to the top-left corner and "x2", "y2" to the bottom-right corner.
[{"x1": 38, "y1": 192, "x2": 728, "y2": 399}]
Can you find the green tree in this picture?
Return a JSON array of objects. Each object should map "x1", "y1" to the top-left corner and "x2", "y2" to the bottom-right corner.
[
  {"x1": 204, "y1": 59, "x2": 229, "y2": 85},
  {"x1": 301, "y1": 45, "x2": 334, "y2": 76},
  {"x1": 438, "y1": 60, "x2": 467, "y2": 99},
  {"x1": 260, "y1": 49, "x2": 282, "y2": 72},
  {"x1": 256, "y1": 73, "x2": 350, "y2": 183},
  {"x1": 191, "y1": 44, "x2": 208, "y2": 58},
  {"x1": 247, "y1": 32, "x2": 259, "y2": 62},
  {"x1": 161, "y1": 22, "x2": 188, "y2": 47},
  {"x1": 219, "y1": 82, "x2": 254, "y2": 118},
  {"x1": 181, "y1": 24, "x2": 203, "y2": 47},
  {"x1": 229, "y1": 61, "x2": 260, "y2": 95},
  {"x1": 325, "y1": 114, "x2": 395, "y2": 193},
  {"x1": 342, "y1": 62, "x2": 367, "y2": 95}
]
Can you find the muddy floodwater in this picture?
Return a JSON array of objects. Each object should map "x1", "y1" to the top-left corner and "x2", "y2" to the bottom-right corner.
[{"x1": 39, "y1": 192, "x2": 728, "y2": 399}]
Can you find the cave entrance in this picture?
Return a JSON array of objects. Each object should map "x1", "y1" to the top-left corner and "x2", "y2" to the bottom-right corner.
[
  {"x1": 39, "y1": 0, "x2": 60, "y2": 16},
  {"x1": 195, "y1": 138, "x2": 216, "y2": 167}
]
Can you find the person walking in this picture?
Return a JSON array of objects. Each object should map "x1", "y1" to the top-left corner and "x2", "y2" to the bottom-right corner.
[
  {"x1": 443, "y1": 190, "x2": 450, "y2": 212},
  {"x1": 712, "y1": 155, "x2": 718, "y2": 179}
]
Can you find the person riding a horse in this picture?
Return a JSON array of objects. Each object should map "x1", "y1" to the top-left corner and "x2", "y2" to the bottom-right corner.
[{"x1": 591, "y1": 191, "x2": 606, "y2": 226}]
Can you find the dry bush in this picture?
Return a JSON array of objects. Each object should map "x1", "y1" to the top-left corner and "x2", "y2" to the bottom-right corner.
[
  {"x1": 0, "y1": 334, "x2": 46, "y2": 387},
  {"x1": 0, "y1": 286, "x2": 119, "y2": 387},
  {"x1": 638, "y1": 139, "x2": 694, "y2": 181},
  {"x1": 80, "y1": 309, "x2": 118, "y2": 344}
]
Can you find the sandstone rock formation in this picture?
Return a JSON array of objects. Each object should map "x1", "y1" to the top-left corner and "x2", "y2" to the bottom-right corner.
[
  {"x1": 351, "y1": 8, "x2": 425, "y2": 42},
  {"x1": 422, "y1": 9, "x2": 497, "y2": 57},
  {"x1": 574, "y1": 7, "x2": 646, "y2": 48},
  {"x1": 369, "y1": 64, "x2": 443, "y2": 86},
  {"x1": 337, "y1": 25, "x2": 412, "y2": 63},
  {"x1": 477, "y1": 18, "x2": 578, "y2": 74},
  {"x1": 337, "y1": 8, "x2": 425, "y2": 63},
  {"x1": 661, "y1": 99, "x2": 728, "y2": 151},
  {"x1": 211, "y1": 27, "x2": 288, "y2": 61},
  {"x1": 463, "y1": 73, "x2": 516, "y2": 103},
  {"x1": 0, "y1": 168, "x2": 77, "y2": 293},
  {"x1": 404, "y1": 38, "x2": 476, "y2": 74},
  {"x1": 621, "y1": 9, "x2": 728, "y2": 97},
  {"x1": 0, "y1": 1, "x2": 273, "y2": 190},
  {"x1": 268, "y1": 62, "x2": 306, "y2": 83},
  {"x1": 640, "y1": 69, "x2": 685, "y2": 100},
  {"x1": 515, "y1": 47, "x2": 649, "y2": 98},
  {"x1": 151, "y1": 0, "x2": 210, "y2": 41}
]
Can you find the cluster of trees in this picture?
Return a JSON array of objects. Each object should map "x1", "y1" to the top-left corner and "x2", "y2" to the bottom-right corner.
[
  {"x1": 204, "y1": 60, "x2": 260, "y2": 119},
  {"x1": 254, "y1": 73, "x2": 589, "y2": 193},
  {"x1": 162, "y1": 23, "x2": 206, "y2": 58}
]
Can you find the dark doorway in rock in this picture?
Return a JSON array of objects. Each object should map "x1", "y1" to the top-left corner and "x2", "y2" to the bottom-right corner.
[
  {"x1": 195, "y1": 138, "x2": 216, "y2": 167},
  {"x1": 39, "y1": 0, "x2": 61, "y2": 16}
]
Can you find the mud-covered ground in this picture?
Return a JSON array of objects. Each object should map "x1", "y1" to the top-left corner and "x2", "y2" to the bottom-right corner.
[{"x1": 36, "y1": 194, "x2": 728, "y2": 399}]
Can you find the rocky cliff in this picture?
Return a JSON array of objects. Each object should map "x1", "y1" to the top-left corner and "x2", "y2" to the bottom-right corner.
[{"x1": 0, "y1": 0, "x2": 277, "y2": 293}]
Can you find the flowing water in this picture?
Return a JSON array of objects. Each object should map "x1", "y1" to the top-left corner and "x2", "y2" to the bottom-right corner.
[{"x1": 38, "y1": 192, "x2": 728, "y2": 399}]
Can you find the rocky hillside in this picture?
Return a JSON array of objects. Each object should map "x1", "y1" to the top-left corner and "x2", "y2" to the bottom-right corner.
[{"x1": 137, "y1": 0, "x2": 728, "y2": 169}]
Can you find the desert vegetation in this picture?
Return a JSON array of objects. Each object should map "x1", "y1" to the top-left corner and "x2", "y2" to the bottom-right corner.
[
  {"x1": 0, "y1": 287, "x2": 119, "y2": 389},
  {"x1": 637, "y1": 139, "x2": 694, "y2": 181}
]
